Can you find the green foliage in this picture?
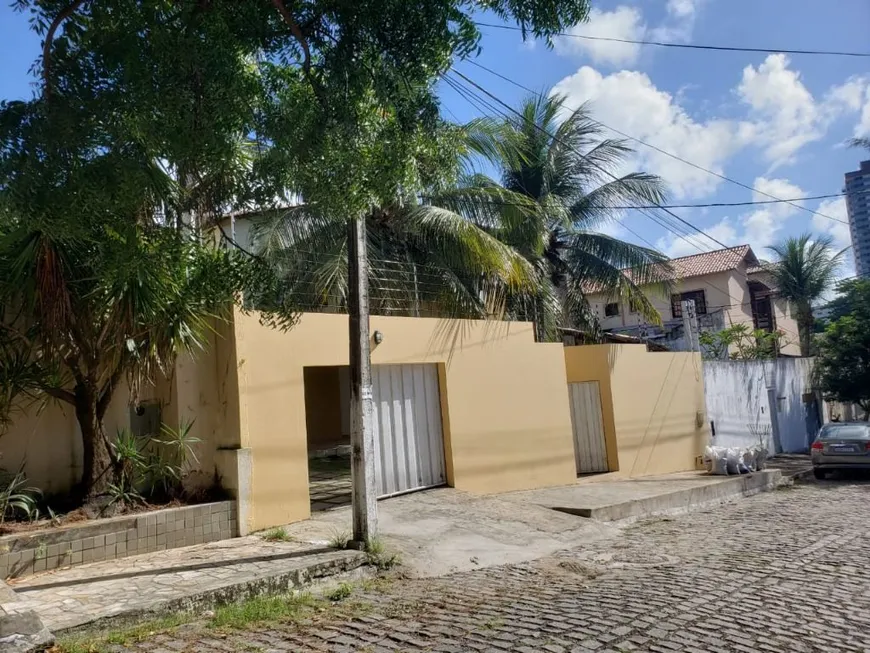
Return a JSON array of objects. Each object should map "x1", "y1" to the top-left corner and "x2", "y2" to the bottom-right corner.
[
  {"x1": 0, "y1": 467, "x2": 42, "y2": 524},
  {"x1": 815, "y1": 280, "x2": 870, "y2": 417},
  {"x1": 451, "y1": 95, "x2": 673, "y2": 340},
  {"x1": 364, "y1": 537, "x2": 400, "y2": 570},
  {"x1": 106, "y1": 422, "x2": 201, "y2": 507},
  {"x1": 208, "y1": 593, "x2": 320, "y2": 630},
  {"x1": 2, "y1": 0, "x2": 591, "y2": 501},
  {"x1": 699, "y1": 324, "x2": 787, "y2": 360},
  {"x1": 766, "y1": 234, "x2": 845, "y2": 356},
  {"x1": 261, "y1": 527, "x2": 292, "y2": 542},
  {"x1": 328, "y1": 529, "x2": 352, "y2": 550},
  {"x1": 327, "y1": 582, "x2": 354, "y2": 601}
]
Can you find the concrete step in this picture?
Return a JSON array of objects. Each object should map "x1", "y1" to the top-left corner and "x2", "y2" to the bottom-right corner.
[{"x1": 508, "y1": 470, "x2": 784, "y2": 523}]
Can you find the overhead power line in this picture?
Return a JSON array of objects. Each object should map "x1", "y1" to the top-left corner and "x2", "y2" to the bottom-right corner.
[
  {"x1": 442, "y1": 72, "x2": 707, "y2": 252},
  {"x1": 474, "y1": 21, "x2": 870, "y2": 58},
  {"x1": 448, "y1": 69, "x2": 732, "y2": 250},
  {"x1": 465, "y1": 60, "x2": 852, "y2": 226},
  {"x1": 425, "y1": 190, "x2": 869, "y2": 211},
  {"x1": 440, "y1": 70, "x2": 804, "y2": 328}
]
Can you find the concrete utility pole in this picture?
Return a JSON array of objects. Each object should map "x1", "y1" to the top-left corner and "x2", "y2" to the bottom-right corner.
[
  {"x1": 681, "y1": 299, "x2": 700, "y2": 353},
  {"x1": 347, "y1": 215, "x2": 379, "y2": 545}
]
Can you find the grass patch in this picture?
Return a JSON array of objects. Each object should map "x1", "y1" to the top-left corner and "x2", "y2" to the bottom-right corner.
[
  {"x1": 53, "y1": 613, "x2": 193, "y2": 652},
  {"x1": 328, "y1": 528, "x2": 351, "y2": 550},
  {"x1": 365, "y1": 537, "x2": 400, "y2": 570},
  {"x1": 327, "y1": 582, "x2": 353, "y2": 602},
  {"x1": 260, "y1": 526, "x2": 293, "y2": 542},
  {"x1": 208, "y1": 592, "x2": 321, "y2": 630}
]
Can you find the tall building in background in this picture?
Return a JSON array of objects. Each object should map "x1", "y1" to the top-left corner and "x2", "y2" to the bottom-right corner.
[{"x1": 846, "y1": 160, "x2": 870, "y2": 278}]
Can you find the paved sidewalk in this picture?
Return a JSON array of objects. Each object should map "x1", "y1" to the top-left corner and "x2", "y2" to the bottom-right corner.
[
  {"x1": 8, "y1": 534, "x2": 364, "y2": 633},
  {"x1": 86, "y1": 479, "x2": 870, "y2": 653}
]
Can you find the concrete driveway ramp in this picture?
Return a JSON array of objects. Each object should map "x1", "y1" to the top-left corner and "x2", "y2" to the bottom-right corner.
[
  {"x1": 507, "y1": 470, "x2": 782, "y2": 522},
  {"x1": 287, "y1": 488, "x2": 618, "y2": 577}
]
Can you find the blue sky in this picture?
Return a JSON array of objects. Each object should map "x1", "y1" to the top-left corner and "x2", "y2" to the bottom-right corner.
[{"x1": 2, "y1": 0, "x2": 869, "y2": 272}]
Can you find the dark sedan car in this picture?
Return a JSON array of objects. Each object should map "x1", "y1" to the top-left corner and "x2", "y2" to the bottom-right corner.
[{"x1": 811, "y1": 422, "x2": 870, "y2": 479}]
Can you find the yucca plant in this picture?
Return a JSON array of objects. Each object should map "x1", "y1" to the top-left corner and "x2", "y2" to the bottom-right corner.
[{"x1": 0, "y1": 467, "x2": 42, "y2": 525}]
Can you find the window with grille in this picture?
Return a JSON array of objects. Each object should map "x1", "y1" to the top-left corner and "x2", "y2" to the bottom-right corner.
[
  {"x1": 604, "y1": 302, "x2": 620, "y2": 317},
  {"x1": 671, "y1": 290, "x2": 707, "y2": 318}
]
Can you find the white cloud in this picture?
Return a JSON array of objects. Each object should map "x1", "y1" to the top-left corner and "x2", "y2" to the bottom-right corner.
[
  {"x1": 650, "y1": 0, "x2": 702, "y2": 42},
  {"x1": 552, "y1": 67, "x2": 753, "y2": 199},
  {"x1": 813, "y1": 197, "x2": 852, "y2": 251},
  {"x1": 666, "y1": 0, "x2": 698, "y2": 19},
  {"x1": 655, "y1": 219, "x2": 738, "y2": 258},
  {"x1": 857, "y1": 86, "x2": 870, "y2": 137},
  {"x1": 738, "y1": 57, "x2": 870, "y2": 166},
  {"x1": 553, "y1": 7, "x2": 645, "y2": 67},
  {"x1": 752, "y1": 177, "x2": 805, "y2": 217},
  {"x1": 553, "y1": 1, "x2": 704, "y2": 67},
  {"x1": 656, "y1": 176, "x2": 807, "y2": 257},
  {"x1": 737, "y1": 55, "x2": 823, "y2": 167}
]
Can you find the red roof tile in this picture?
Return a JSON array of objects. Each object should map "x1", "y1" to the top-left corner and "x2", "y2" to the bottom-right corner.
[
  {"x1": 660, "y1": 245, "x2": 756, "y2": 281},
  {"x1": 585, "y1": 245, "x2": 757, "y2": 293}
]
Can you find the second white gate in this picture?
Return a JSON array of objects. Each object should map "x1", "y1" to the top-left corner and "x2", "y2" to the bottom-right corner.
[
  {"x1": 371, "y1": 364, "x2": 447, "y2": 497},
  {"x1": 568, "y1": 381, "x2": 609, "y2": 474}
]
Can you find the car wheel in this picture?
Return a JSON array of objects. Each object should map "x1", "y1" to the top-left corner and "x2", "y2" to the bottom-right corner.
[{"x1": 813, "y1": 468, "x2": 828, "y2": 480}]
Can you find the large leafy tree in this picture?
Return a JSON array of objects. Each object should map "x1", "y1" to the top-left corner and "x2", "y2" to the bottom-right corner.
[
  {"x1": 766, "y1": 234, "x2": 845, "y2": 357},
  {"x1": 450, "y1": 94, "x2": 672, "y2": 341},
  {"x1": 0, "y1": 215, "x2": 265, "y2": 499},
  {"x1": 815, "y1": 279, "x2": 870, "y2": 420},
  {"x1": 249, "y1": 122, "x2": 537, "y2": 319},
  {"x1": 2, "y1": 1, "x2": 591, "y2": 500}
]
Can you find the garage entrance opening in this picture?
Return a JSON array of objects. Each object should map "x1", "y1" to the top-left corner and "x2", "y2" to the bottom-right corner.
[
  {"x1": 568, "y1": 381, "x2": 610, "y2": 475},
  {"x1": 303, "y1": 366, "x2": 352, "y2": 512},
  {"x1": 302, "y1": 363, "x2": 448, "y2": 512}
]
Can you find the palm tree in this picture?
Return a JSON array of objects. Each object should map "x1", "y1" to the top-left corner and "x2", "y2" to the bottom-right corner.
[
  {"x1": 250, "y1": 198, "x2": 537, "y2": 320},
  {"x1": 451, "y1": 94, "x2": 673, "y2": 341},
  {"x1": 767, "y1": 234, "x2": 845, "y2": 357},
  {"x1": 849, "y1": 137, "x2": 870, "y2": 151}
]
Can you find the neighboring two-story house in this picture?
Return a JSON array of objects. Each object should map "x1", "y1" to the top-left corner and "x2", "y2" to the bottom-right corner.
[{"x1": 586, "y1": 245, "x2": 801, "y2": 356}]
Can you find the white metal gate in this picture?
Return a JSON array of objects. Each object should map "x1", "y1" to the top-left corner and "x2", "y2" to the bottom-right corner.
[
  {"x1": 371, "y1": 364, "x2": 446, "y2": 498},
  {"x1": 568, "y1": 381, "x2": 609, "y2": 474}
]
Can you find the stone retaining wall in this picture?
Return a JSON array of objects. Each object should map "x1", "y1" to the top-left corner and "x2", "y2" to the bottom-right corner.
[{"x1": 0, "y1": 501, "x2": 236, "y2": 579}]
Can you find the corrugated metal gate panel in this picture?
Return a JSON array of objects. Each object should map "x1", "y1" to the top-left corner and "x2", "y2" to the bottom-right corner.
[
  {"x1": 568, "y1": 382, "x2": 609, "y2": 474},
  {"x1": 371, "y1": 364, "x2": 446, "y2": 498}
]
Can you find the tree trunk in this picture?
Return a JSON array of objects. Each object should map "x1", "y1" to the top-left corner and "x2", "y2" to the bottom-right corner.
[
  {"x1": 74, "y1": 386, "x2": 114, "y2": 501},
  {"x1": 797, "y1": 304, "x2": 813, "y2": 357}
]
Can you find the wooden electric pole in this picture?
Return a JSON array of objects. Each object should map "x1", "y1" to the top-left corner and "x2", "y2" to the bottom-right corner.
[
  {"x1": 681, "y1": 299, "x2": 699, "y2": 353},
  {"x1": 347, "y1": 214, "x2": 379, "y2": 545}
]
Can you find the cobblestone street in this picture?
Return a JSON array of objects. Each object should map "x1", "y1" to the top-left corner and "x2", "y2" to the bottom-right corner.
[{"x1": 96, "y1": 480, "x2": 870, "y2": 653}]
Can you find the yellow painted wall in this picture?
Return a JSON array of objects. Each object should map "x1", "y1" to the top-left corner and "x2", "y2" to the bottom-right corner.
[
  {"x1": 564, "y1": 344, "x2": 709, "y2": 478},
  {"x1": 0, "y1": 377, "x2": 164, "y2": 495},
  {"x1": 230, "y1": 310, "x2": 578, "y2": 531},
  {"x1": 0, "y1": 330, "x2": 228, "y2": 497}
]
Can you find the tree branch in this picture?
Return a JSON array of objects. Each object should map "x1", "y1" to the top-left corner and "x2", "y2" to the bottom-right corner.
[
  {"x1": 42, "y1": 0, "x2": 92, "y2": 99},
  {"x1": 97, "y1": 360, "x2": 124, "y2": 418},
  {"x1": 270, "y1": 0, "x2": 311, "y2": 77},
  {"x1": 42, "y1": 386, "x2": 76, "y2": 405}
]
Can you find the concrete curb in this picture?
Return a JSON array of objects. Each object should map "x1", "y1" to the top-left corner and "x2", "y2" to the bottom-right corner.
[
  {"x1": 553, "y1": 470, "x2": 783, "y2": 522},
  {"x1": 55, "y1": 551, "x2": 368, "y2": 636}
]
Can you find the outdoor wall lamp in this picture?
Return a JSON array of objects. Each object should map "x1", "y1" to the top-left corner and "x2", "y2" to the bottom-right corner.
[{"x1": 373, "y1": 330, "x2": 384, "y2": 345}]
